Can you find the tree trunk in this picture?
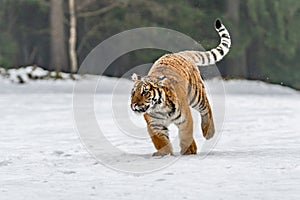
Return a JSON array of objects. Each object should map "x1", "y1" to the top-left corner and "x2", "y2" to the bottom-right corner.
[
  {"x1": 225, "y1": 0, "x2": 247, "y2": 78},
  {"x1": 68, "y1": 0, "x2": 77, "y2": 73},
  {"x1": 50, "y1": 0, "x2": 68, "y2": 72}
]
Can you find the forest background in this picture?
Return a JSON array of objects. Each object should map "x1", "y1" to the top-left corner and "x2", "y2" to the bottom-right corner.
[{"x1": 0, "y1": 0, "x2": 299, "y2": 89}]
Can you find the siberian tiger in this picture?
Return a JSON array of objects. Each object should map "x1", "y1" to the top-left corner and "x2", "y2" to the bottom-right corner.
[{"x1": 130, "y1": 19, "x2": 231, "y2": 156}]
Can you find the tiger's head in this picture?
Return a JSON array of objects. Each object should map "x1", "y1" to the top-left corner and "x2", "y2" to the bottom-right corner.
[{"x1": 130, "y1": 73, "x2": 167, "y2": 113}]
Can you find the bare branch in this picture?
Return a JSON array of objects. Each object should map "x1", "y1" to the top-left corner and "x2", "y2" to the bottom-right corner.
[
  {"x1": 75, "y1": 0, "x2": 98, "y2": 12},
  {"x1": 77, "y1": 0, "x2": 128, "y2": 18}
]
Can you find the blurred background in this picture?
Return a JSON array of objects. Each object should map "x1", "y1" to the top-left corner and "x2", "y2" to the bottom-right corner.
[{"x1": 0, "y1": 0, "x2": 299, "y2": 89}]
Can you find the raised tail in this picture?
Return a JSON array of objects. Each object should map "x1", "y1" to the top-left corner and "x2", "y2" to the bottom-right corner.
[{"x1": 178, "y1": 18, "x2": 231, "y2": 66}]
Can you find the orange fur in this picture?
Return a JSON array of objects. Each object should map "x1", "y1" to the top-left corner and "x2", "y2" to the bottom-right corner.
[{"x1": 130, "y1": 19, "x2": 231, "y2": 156}]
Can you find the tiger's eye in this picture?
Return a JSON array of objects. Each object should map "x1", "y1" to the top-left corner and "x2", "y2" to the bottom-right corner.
[{"x1": 141, "y1": 87, "x2": 149, "y2": 96}]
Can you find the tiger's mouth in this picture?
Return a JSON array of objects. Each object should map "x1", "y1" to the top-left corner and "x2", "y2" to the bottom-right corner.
[{"x1": 131, "y1": 104, "x2": 150, "y2": 113}]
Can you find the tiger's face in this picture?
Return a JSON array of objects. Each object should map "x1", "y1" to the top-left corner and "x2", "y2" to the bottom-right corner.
[{"x1": 130, "y1": 73, "x2": 166, "y2": 113}]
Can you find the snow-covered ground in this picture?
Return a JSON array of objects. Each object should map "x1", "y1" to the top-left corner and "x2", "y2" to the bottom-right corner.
[
  {"x1": 0, "y1": 76, "x2": 300, "y2": 200},
  {"x1": 0, "y1": 66, "x2": 81, "y2": 84}
]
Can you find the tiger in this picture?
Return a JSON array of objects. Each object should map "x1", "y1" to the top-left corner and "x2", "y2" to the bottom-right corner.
[{"x1": 130, "y1": 19, "x2": 231, "y2": 156}]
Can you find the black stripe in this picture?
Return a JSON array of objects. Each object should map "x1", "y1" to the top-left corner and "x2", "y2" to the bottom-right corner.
[
  {"x1": 157, "y1": 75, "x2": 166, "y2": 81},
  {"x1": 218, "y1": 28, "x2": 225, "y2": 32},
  {"x1": 198, "y1": 53, "x2": 205, "y2": 64},
  {"x1": 187, "y1": 84, "x2": 192, "y2": 97},
  {"x1": 151, "y1": 90, "x2": 156, "y2": 102},
  {"x1": 190, "y1": 88, "x2": 201, "y2": 108},
  {"x1": 149, "y1": 114, "x2": 165, "y2": 120},
  {"x1": 221, "y1": 42, "x2": 229, "y2": 49},
  {"x1": 173, "y1": 112, "x2": 181, "y2": 120},
  {"x1": 200, "y1": 108, "x2": 209, "y2": 116},
  {"x1": 190, "y1": 87, "x2": 198, "y2": 106},
  {"x1": 192, "y1": 89, "x2": 202, "y2": 108},
  {"x1": 157, "y1": 89, "x2": 162, "y2": 104},
  {"x1": 205, "y1": 52, "x2": 210, "y2": 63},
  {"x1": 211, "y1": 51, "x2": 217, "y2": 61},
  {"x1": 200, "y1": 86, "x2": 204, "y2": 102},
  {"x1": 191, "y1": 95, "x2": 200, "y2": 108},
  {"x1": 168, "y1": 101, "x2": 176, "y2": 116},
  {"x1": 221, "y1": 34, "x2": 230, "y2": 39},
  {"x1": 216, "y1": 47, "x2": 224, "y2": 56},
  {"x1": 195, "y1": 53, "x2": 202, "y2": 63},
  {"x1": 198, "y1": 101, "x2": 206, "y2": 112},
  {"x1": 191, "y1": 87, "x2": 201, "y2": 107},
  {"x1": 151, "y1": 124, "x2": 168, "y2": 131}
]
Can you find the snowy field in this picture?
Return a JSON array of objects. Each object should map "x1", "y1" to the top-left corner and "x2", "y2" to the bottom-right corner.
[{"x1": 0, "y1": 76, "x2": 300, "y2": 200}]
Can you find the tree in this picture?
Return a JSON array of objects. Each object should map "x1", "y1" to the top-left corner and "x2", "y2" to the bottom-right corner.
[
  {"x1": 68, "y1": 0, "x2": 77, "y2": 73},
  {"x1": 0, "y1": 1, "x2": 17, "y2": 67},
  {"x1": 224, "y1": 0, "x2": 247, "y2": 78},
  {"x1": 1, "y1": 0, "x2": 300, "y2": 89},
  {"x1": 50, "y1": 0, "x2": 68, "y2": 72},
  {"x1": 242, "y1": 0, "x2": 300, "y2": 87}
]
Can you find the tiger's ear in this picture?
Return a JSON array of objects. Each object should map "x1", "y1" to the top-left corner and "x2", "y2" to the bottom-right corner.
[
  {"x1": 157, "y1": 75, "x2": 167, "y2": 87},
  {"x1": 131, "y1": 73, "x2": 141, "y2": 81}
]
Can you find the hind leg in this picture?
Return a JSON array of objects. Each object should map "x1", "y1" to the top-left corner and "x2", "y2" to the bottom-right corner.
[
  {"x1": 176, "y1": 107, "x2": 197, "y2": 155},
  {"x1": 199, "y1": 97, "x2": 215, "y2": 140}
]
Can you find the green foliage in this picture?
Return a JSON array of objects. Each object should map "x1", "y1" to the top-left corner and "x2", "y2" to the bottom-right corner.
[
  {"x1": 0, "y1": 0, "x2": 300, "y2": 89},
  {"x1": 242, "y1": 0, "x2": 300, "y2": 88},
  {"x1": 0, "y1": 33, "x2": 17, "y2": 67},
  {"x1": 0, "y1": 0, "x2": 49, "y2": 68},
  {"x1": 77, "y1": 0, "x2": 214, "y2": 75},
  {"x1": 246, "y1": 0, "x2": 300, "y2": 58}
]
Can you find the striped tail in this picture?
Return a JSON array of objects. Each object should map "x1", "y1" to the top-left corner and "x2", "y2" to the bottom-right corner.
[{"x1": 178, "y1": 18, "x2": 231, "y2": 66}]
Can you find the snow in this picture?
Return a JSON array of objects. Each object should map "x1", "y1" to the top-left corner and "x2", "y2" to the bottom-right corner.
[
  {"x1": 0, "y1": 75, "x2": 300, "y2": 200},
  {"x1": 0, "y1": 66, "x2": 81, "y2": 84}
]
